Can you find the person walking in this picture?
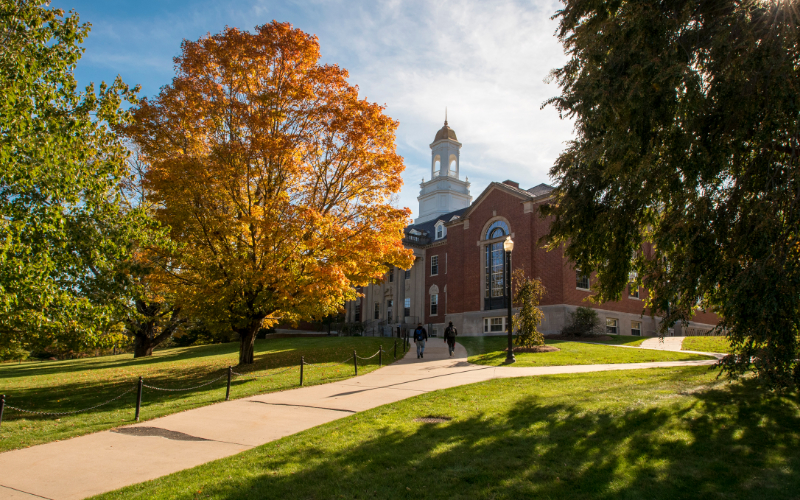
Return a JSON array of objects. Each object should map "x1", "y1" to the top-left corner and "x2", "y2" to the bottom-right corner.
[
  {"x1": 444, "y1": 321, "x2": 457, "y2": 357},
  {"x1": 413, "y1": 323, "x2": 428, "y2": 359}
]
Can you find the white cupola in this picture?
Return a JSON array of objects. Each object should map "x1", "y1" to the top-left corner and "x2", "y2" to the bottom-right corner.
[{"x1": 415, "y1": 113, "x2": 472, "y2": 223}]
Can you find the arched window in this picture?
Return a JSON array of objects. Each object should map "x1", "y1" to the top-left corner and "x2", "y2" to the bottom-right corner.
[
  {"x1": 449, "y1": 154, "x2": 457, "y2": 174},
  {"x1": 433, "y1": 155, "x2": 441, "y2": 177},
  {"x1": 485, "y1": 220, "x2": 509, "y2": 240},
  {"x1": 483, "y1": 219, "x2": 510, "y2": 310},
  {"x1": 435, "y1": 222, "x2": 445, "y2": 240}
]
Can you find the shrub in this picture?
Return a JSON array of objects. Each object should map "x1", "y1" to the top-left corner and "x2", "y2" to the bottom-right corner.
[{"x1": 562, "y1": 306, "x2": 603, "y2": 337}]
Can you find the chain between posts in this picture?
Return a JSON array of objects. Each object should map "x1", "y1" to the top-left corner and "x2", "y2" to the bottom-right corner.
[
  {"x1": 0, "y1": 345, "x2": 394, "y2": 426},
  {"x1": 1, "y1": 386, "x2": 136, "y2": 420}
]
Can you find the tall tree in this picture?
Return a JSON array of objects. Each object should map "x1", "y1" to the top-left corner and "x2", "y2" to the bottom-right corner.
[
  {"x1": 124, "y1": 22, "x2": 413, "y2": 365},
  {"x1": 0, "y1": 0, "x2": 156, "y2": 354},
  {"x1": 544, "y1": 0, "x2": 800, "y2": 389}
]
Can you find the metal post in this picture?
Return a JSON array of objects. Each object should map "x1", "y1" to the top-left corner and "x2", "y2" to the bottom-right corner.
[
  {"x1": 135, "y1": 376, "x2": 143, "y2": 422},
  {"x1": 505, "y1": 248, "x2": 516, "y2": 364},
  {"x1": 379, "y1": 345, "x2": 383, "y2": 367},
  {"x1": 0, "y1": 394, "x2": 5, "y2": 427},
  {"x1": 225, "y1": 366, "x2": 232, "y2": 401},
  {"x1": 394, "y1": 341, "x2": 397, "y2": 360},
  {"x1": 353, "y1": 350, "x2": 358, "y2": 376},
  {"x1": 300, "y1": 356, "x2": 304, "y2": 386}
]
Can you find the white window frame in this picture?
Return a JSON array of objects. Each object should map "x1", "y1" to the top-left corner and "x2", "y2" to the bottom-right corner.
[
  {"x1": 435, "y1": 222, "x2": 445, "y2": 240},
  {"x1": 628, "y1": 283, "x2": 640, "y2": 299},
  {"x1": 576, "y1": 270, "x2": 590, "y2": 290},
  {"x1": 431, "y1": 255, "x2": 439, "y2": 276},
  {"x1": 430, "y1": 293, "x2": 438, "y2": 315},
  {"x1": 483, "y1": 317, "x2": 508, "y2": 333},
  {"x1": 606, "y1": 318, "x2": 619, "y2": 334},
  {"x1": 631, "y1": 320, "x2": 642, "y2": 336}
]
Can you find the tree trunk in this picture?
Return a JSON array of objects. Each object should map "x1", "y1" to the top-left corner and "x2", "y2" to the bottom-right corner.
[
  {"x1": 133, "y1": 334, "x2": 154, "y2": 358},
  {"x1": 237, "y1": 318, "x2": 263, "y2": 365}
]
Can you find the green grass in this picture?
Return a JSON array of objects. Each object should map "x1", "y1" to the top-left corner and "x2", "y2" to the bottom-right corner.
[
  {"x1": 0, "y1": 337, "x2": 403, "y2": 452},
  {"x1": 94, "y1": 366, "x2": 800, "y2": 500},
  {"x1": 682, "y1": 336, "x2": 732, "y2": 353},
  {"x1": 458, "y1": 336, "x2": 712, "y2": 366},
  {"x1": 599, "y1": 334, "x2": 650, "y2": 346}
]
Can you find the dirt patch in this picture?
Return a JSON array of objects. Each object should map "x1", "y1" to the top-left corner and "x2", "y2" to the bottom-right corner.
[
  {"x1": 414, "y1": 416, "x2": 452, "y2": 424},
  {"x1": 504, "y1": 345, "x2": 561, "y2": 353},
  {"x1": 545, "y1": 334, "x2": 614, "y2": 342}
]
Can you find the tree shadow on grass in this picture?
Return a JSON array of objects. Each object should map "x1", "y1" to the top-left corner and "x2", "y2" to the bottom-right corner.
[{"x1": 146, "y1": 376, "x2": 800, "y2": 500}]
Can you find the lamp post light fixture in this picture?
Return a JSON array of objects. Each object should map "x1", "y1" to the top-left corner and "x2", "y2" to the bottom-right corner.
[{"x1": 503, "y1": 236, "x2": 515, "y2": 364}]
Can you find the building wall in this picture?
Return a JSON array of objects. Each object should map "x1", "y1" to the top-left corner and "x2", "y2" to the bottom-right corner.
[{"x1": 350, "y1": 184, "x2": 719, "y2": 337}]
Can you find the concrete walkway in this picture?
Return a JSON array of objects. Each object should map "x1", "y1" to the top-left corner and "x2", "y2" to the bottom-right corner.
[
  {"x1": 640, "y1": 335, "x2": 686, "y2": 351},
  {"x1": 0, "y1": 340, "x2": 717, "y2": 500}
]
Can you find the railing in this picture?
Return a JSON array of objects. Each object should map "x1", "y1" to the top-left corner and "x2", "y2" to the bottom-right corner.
[
  {"x1": 403, "y1": 234, "x2": 430, "y2": 246},
  {"x1": 0, "y1": 342, "x2": 409, "y2": 427}
]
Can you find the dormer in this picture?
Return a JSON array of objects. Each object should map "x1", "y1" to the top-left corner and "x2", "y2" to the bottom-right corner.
[{"x1": 434, "y1": 220, "x2": 446, "y2": 240}]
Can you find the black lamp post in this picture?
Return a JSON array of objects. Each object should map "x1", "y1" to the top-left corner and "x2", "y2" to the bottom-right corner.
[{"x1": 504, "y1": 236, "x2": 515, "y2": 364}]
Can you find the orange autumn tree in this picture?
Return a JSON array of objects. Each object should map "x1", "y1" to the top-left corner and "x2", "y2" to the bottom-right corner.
[{"x1": 124, "y1": 22, "x2": 412, "y2": 364}]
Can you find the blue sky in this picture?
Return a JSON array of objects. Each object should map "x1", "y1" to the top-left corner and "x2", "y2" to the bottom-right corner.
[{"x1": 53, "y1": 0, "x2": 574, "y2": 218}]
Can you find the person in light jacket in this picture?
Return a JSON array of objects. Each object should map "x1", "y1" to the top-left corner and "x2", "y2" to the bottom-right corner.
[{"x1": 413, "y1": 323, "x2": 428, "y2": 359}]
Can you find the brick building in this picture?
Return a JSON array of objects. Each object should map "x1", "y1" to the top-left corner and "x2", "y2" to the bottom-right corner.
[{"x1": 345, "y1": 120, "x2": 718, "y2": 337}]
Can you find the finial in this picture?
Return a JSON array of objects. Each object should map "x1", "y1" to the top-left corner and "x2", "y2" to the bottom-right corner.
[{"x1": 445, "y1": 107, "x2": 448, "y2": 126}]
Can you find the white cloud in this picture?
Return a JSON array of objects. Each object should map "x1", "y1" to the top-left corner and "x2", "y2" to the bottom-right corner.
[{"x1": 64, "y1": 0, "x2": 574, "y2": 219}]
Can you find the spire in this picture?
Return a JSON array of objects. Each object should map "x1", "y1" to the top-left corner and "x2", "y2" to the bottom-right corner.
[{"x1": 444, "y1": 107, "x2": 448, "y2": 126}]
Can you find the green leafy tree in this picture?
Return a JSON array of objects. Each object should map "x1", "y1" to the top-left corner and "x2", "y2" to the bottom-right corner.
[
  {"x1": 0, "y1": 1, "x2": 156, "y2": 354},
  {"x1": 512, "y1": 269, "x2": 546, "y2": 347},
  {"x1": 544, "y1": 0, "x2": 800, "y2": 389},
  {"x1": 561, "y1": 307, "x2": 603, "y2": 338}
]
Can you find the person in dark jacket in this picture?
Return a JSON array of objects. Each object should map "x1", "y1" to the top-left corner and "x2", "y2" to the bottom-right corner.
[
  {"x1": 443, "y1": 321, "x2": 457, "y2": 357},
  {"x1": 413, "y1": 323, "x2": 428, "y2": 358}
]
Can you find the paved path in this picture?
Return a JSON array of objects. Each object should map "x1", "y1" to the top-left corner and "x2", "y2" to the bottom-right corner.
[
  {"x1": 640, "y1": 335, "x2": 686, "y2": 351},
  {"x1": 0, "y1": 341, "x2": 717, "y2": 500}
]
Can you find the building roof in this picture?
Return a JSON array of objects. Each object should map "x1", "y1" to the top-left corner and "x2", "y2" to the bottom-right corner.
[
  {"x1": 433, "y1": 121, "x2": 458, "y2": 142},
  {"x1": 527, "y1": 182, "x2": 555, "y2": 197},
  {"x1": 405, "y1": 206, "x2": 468, "y2": 241}
]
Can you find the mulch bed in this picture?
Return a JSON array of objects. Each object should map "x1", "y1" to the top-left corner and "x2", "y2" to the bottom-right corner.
[{"x1": 504, "y1": 345, "x2": 561, "y2": 353}]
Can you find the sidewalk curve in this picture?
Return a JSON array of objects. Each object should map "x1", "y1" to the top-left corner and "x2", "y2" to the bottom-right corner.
[{"x1": 0, "y1": 340, "x2": 717, "y2": 500}]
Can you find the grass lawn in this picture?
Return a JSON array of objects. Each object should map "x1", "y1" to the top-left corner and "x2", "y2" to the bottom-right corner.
[
  {"x1": 600, "y1": 334, "x2": 649, "y2": 346},
  {"x1": 458, "y1": 336, "x2": 712, "y2": 367},
  {"x1": 682, "y1": 336, "x2": 732, "y2": 353},
  {"x1": 94, "y1": 366, "x2": 800, "y2": 500},
  {"x1": 0, "y1": 337, "x2": 402, "y2": 452}
]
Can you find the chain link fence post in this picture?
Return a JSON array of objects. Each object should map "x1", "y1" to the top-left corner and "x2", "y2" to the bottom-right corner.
[
  {"x1": 225, "y1": 366, "x2": 232, "y2": 401},
  {"x1": 135, "y1": 376, "x2": 143, "y2": 422},
  {"x1": 353, "y1": 350, "x2": 357, "y2": 376},
  {"x1": 300, "y1": 356, "x2": 304, "y2": 386}
]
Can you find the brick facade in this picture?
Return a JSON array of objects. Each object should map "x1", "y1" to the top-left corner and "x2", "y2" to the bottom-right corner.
[{"x1": 345, "y1": 181, "x2": 719, "y2": 337}]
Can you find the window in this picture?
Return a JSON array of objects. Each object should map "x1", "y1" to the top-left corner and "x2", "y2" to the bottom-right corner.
[
  {"x1": 606, "y1": 318, "x2": 618, "y2": 334},
  {"x1": 435, "y1": 223, "x2": 445, "y2": 240},
  {"x1": 387, "y1": 300, "x2": 393, "y2": 323},
  {"x1": 485, "y1": 220, "x2": 509, "y2": 240},
  {"x1": 485, "y1": 240, "x2": 506, "y2": 309},
  {"x1": 405, "y1": 269, "x2": 411, "y2": 280},
  {"x1": 404, "y1": 298, "x2": 411, "y2": 318},
  {"x1": 483, "y1": 317, "x2": 507, "y2": 333},
  {"x1": 631, "y1": 320, "x2": 642, "y2": 336},
  {"x1": 374, "y1": 302, "x2": 380, "y2": 320},
  {"x1": 431, "y1": 255, "x2": 439, "y2": 276},
  {"x1": 354, "y1": 304, "x2": 361, "y2": 322},
  {"x1": 628, "y1": 283, "x2": 639, "y2": 299},
  {"x1": 430, "y1": 294, "x2": 438, "y2": 315},
  {"x1": 576, "y1": 270, "x2": 590, "y2": 290}
]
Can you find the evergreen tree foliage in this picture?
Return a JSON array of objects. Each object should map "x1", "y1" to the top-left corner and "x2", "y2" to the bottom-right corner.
[
  {"x1": 512, "y1": 269, "x2": 546, "y2": 347},
  {"x1": 545, "y1": 0, "x2": 800, "y2": 388}
]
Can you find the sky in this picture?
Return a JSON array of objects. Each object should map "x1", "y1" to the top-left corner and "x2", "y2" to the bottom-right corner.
[{"x1": 52, "y1": 0, "x2": 575, "y2": 219}]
